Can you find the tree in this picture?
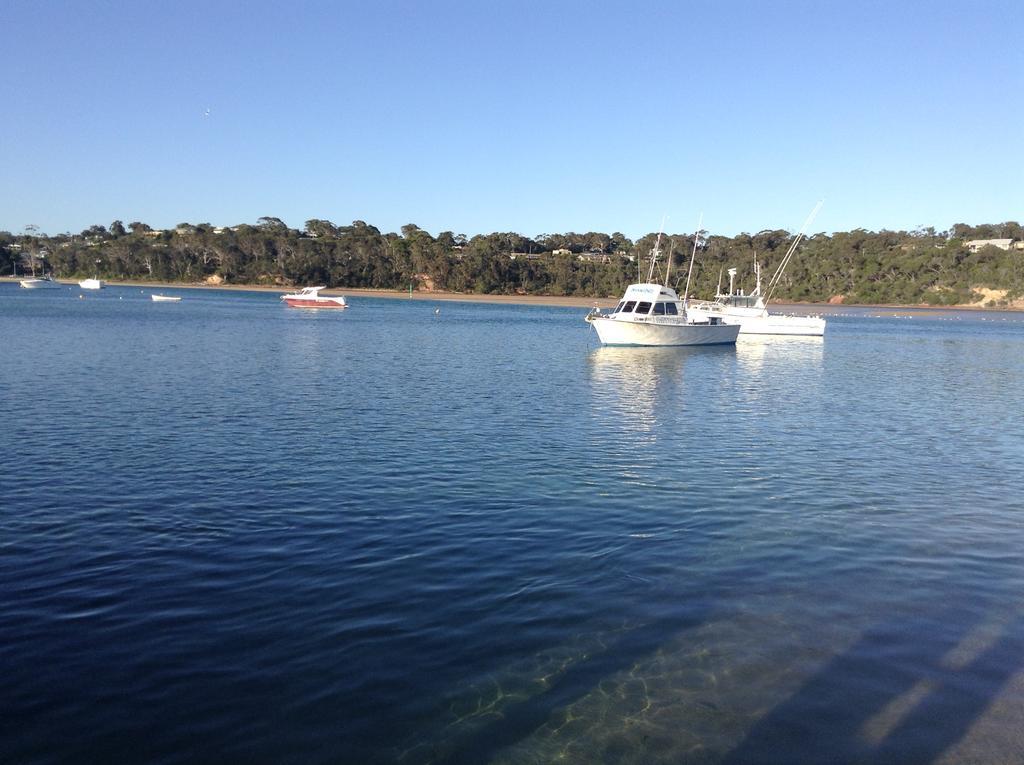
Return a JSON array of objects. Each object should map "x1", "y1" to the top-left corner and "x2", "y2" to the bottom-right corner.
[
  {"x1": 305, "y1": 219, "x2": 339, "y2": 238},
  {"x1": 257, "y1": 216, "x2": 288, "y2": 232}
]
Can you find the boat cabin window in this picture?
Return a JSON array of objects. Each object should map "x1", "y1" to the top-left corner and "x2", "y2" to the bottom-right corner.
[
  {"x1": 635, "y1": 301, "x2": 652, "y2": 314},
  {"x1": 614, "y1": 302, "x2": 625, "y2": 313},
  {"x1": 652, "y1": 302, "x2": 666, "y2": 315},
  {"x1": 664, "y1": 302, "x2": 678, "y2": 315},
  {"x1": 622, "y1": 301, "x2": 637, "y2": 313}
]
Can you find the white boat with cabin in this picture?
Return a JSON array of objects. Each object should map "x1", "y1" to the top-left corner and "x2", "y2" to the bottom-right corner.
[
  {"x1": 587, "y1": 283, "x2": 740, "y2": 346},
  {"x1": 280, "y1": 286, "x2": 348, "y2": 309},
  {"x1": 586, "y1": 221, "x2": 740, "y2": 347},
  {"x1": 78, "y1": 278, "x2": 105, "y2": 290},
  {"x1": 687, "y1": 261, "x2": 826, "y2": 336},
  {"x1": 687, "y1": 202, "x2": 826, "y2": 337}
]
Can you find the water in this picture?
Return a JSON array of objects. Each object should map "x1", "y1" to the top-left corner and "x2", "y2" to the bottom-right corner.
[{"x1": 2, "y1": 284, "x2": 1024, "y2": 764}]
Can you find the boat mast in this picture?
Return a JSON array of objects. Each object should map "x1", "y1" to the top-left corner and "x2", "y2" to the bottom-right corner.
[
  {"x1": 764, "y1": 200, "x2": 823, "y2": 304},
  {"x1": 681, "y1": 213, "x2": 703, "y2": 309}
]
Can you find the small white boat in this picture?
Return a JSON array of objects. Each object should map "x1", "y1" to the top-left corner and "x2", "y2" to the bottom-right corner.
[
  {"x1": 19, "y1": 275, "x2": 63, "y2": 289},
  {"x1": 585, "y1": 223, "x2": 739, "y2": 347},
  {"x1": 78, "y1": 278, "x2": 105, "y2": 290},
  {"x1": 280, "y1": 286, "x2": 348, "y2": 309},
  {"x1": 151, "y1": 294, "x2": 181, "y2": 302}
]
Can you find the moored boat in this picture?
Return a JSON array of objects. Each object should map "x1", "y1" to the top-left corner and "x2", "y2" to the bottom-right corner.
[
  {"x1": 585, "y1": 222, "x2": 739, "y2": 347},
  {"x1": 688, "y1": 203, "x2": 826, "y2": 337},
  {"x1": 280, "y1": 286, "x2": 348, "y2": 309},
  {"x1": 19, "y1": 275, "x2": 63, "y2": 289},
  {"x1": 151, "y1": 294, "x2": 181, "y2": 302},
  {"x1": 687, "y1": 262, "x2": 826, "y2": 336},
  {"x1": 78, "y1": 278, "x2": 105, "y2": 290}
]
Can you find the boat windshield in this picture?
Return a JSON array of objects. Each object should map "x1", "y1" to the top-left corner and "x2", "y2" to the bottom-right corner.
[
  {"x1": 664, "y1": 302, "x2": 678, "y2": 315},
  {"x1": 724, "y1": 295, "x2": 759, "y2": 308},
  {"x1": 652, "y1": 302, "x2": 665, "y2": 315},
  {"x1": 621, "y1": 301, "x2": 637, "y2": 313},
  {"x1": 635, "y1": 301, "x2": 652, "y2": 314}
]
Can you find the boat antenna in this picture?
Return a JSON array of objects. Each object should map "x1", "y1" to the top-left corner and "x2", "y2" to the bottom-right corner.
[
  {"x1": 646, "y1": 215, "x2": 667, "y2": 283},
  {"x1": 764, "y1": 200, "x2": 823, "y2": 304},
  {"x1": 681, "y1": 213, "x2": 703, "y2": 309},
  {"x1": 716, "y1": 267, "x2": 723, "y2": 297}
]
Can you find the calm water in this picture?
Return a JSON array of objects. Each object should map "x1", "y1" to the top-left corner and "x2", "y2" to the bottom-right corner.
[{"x1": 2, "y1": 284, "x2": 1024, "y2": 764}]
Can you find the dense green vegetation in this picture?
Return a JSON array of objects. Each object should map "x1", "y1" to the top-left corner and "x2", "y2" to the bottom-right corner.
[{"x1": 3, "y1": 219, "x2": 1023, "y2": 305}]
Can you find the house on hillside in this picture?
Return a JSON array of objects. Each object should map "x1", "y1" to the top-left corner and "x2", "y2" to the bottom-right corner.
[
  {"x1": 552, "y1": 248, "x2": 571, "y2": 256},
  {"x1": 965, "y1": 239, "x2": 1013, "y2": 253}
]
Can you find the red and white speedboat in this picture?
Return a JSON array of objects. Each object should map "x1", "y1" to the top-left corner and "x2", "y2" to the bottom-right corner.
[{"x1": 280, "y1": 286, "x2": 349, "y2": 309}]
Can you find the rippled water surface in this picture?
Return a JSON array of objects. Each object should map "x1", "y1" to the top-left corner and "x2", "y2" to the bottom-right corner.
[{"x1": 2, "y1": 285, "x2": 1024, "y2": 764}]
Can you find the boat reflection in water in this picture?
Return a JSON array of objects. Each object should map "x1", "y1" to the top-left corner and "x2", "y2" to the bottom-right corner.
[
  {"x1": 734, "y1": 334, "x2": 824, "y2": 375},
  {"x1": 587, "y1": 344, "x2": 737, "y2": 439}
]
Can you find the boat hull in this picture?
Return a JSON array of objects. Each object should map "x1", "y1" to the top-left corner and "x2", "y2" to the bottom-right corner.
[
  {"x1": 732, "y1": 315, "x2": 825, "y2": 336},
  {"x1": 588, "y1": 316, "x2": 739, "y2": 346},
  {"x1": 687, "y1": 305, "x2": 825, "y2": 336},
  {"x1": 20, "y1": 278, "x2": 63, "y2": 289},
  {"x1": 283, "y1": 298, "x2": 348, "y2": 309},
  {"x1": 151, "y1": 295, "x2": 181, "y2": 302}
]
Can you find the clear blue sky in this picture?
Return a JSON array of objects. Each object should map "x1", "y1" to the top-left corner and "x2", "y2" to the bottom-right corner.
[{"x1": 2, "y1": 0, "x2": 1021, "y2": 240}]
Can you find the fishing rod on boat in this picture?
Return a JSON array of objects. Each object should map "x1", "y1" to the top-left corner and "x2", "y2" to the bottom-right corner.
[
  {"x1": 662, "y1": 239, "x2": 676, "y2": 286},
  {"x1": 764, "y1": 200, "x2": 823, "y2": 304},
  {"x1": 681, "y1": 213, "x2": 703, "y2": 310}
]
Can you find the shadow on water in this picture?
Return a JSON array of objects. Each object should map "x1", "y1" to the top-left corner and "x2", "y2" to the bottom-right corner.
[
  {"x1": 429, "y1": 603, "x2": 716, "y2": 765},
  {"x1": 722, "y1": 609, "x2": 1024, "y2": 765}
]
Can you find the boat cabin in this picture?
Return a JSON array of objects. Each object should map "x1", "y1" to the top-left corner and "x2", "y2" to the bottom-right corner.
[
  {"x1": 718, "y1": 292, "x2": 764, "y2": 310},
  {"x1": 611, "y1": 283, "x2": 682, "y2": 317}
]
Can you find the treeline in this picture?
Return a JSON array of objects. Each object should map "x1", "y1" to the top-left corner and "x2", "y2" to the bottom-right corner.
[{"x1": 3, "y1": 217, "x2": 1023, "y2": 305}]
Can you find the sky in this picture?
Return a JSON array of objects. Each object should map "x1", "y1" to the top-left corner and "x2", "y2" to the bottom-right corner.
[{"x1": 1, "y1": 0, "x2": 1021, "y2": 240}]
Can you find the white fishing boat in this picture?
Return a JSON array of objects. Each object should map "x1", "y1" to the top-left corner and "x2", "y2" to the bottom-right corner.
[
  {"x1": 687, "y1": 261, "x2": 826, "y2": 336},
  {"x1": 78, "y1": 278, "x2": 105, "y2": 290},
  {"x1": 20, "y1": 275, "x2": 63, "y2": 289},
  {"x1": 687, "y1": 203, "x2": 826, "y2": 337},
  {"x1": 280, "y1": 286, "x2": 348, "y2": 309},
  {"x1": 586, "y1": 220, "x2": 740, "y2": 347},
  {"x1": 151, "y1": 294, "x2": 181, "y2": 302}
]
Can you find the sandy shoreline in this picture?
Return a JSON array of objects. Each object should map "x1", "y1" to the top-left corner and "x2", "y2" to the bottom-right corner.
[{"x1": 2, "y1": 276, "x2": 1021, "y2": 313}]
